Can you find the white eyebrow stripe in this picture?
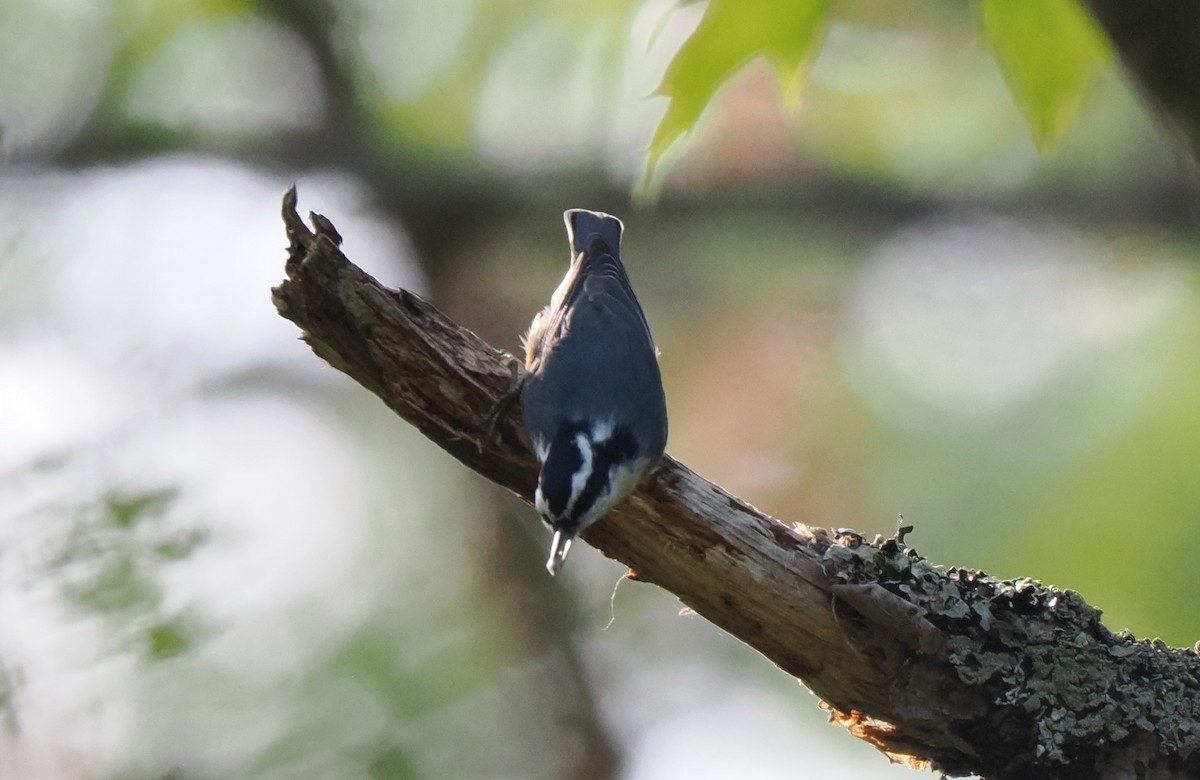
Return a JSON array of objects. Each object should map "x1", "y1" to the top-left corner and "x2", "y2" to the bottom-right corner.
[
  {"x1": 565, "y1": 432, "x2": 594, "y2": 518},
  {"x1": 590, "y1": 419, "x2": 614, "y2": 444}
]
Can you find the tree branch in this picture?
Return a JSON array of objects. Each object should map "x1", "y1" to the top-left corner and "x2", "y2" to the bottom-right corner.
[
  {"x1": 272, "y1": 188, "x2": 1200, "y2": 780},
  {"x1": 1083, "y1": 0, "x2": 1200, "y2": 171}
]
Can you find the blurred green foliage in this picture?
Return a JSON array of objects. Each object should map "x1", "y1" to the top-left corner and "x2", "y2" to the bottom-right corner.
[
  {"x1": 1018, "y1": 292, "x2": 1200, "y2": 643},
  {"x1": 979, "y1": 0, "x2": 1111, "y2": 151},
  {"x1": 648, "y1": 0, "x2": 1111, "y2": 178},
  {"x1": 3, "y1": 1, "x2": 1198, "y2": 777},
  {"x1": 49, "y1": 489, "x2": 205, "y2": 663},
  {"x1": 647, "y1": 0, "x2": 835, "y2": 172},
  {"x1": 363, "y1": 0, "x2": 644, "y2": 152}
]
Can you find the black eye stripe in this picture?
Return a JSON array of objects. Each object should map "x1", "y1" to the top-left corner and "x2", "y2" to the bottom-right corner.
[
  {"x1": 599, "y1": 426, "x2": 636, "y2": 461},
  {"x1": 562, "y1": 426, "x2": 637, "y2": 523},
  {"x1": 539, "y1": 425, "x2": 586, "y2": 517}
]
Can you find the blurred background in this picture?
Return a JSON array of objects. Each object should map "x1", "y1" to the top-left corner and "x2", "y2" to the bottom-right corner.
[{"x1": 1, "y1": 1, "x2": 1197, "y2": 778}]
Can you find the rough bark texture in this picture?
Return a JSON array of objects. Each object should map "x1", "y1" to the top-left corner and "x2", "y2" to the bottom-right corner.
[{"x1": 272, "y1": 189, "x2": 1200, "y2": 780}]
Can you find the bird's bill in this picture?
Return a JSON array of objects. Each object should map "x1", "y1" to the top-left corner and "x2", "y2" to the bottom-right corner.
[{"x1": 545, "y1": 530, "x2": 573, "y2": 575}]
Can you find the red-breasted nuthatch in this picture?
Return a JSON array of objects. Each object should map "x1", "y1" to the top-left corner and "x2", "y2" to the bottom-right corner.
[{"x1": 521, "y1": 210, "x2": 668, "y2": 574}]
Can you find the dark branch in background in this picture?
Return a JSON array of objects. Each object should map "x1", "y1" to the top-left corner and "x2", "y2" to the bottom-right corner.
[
  {"x1": 273, "y1": 188, "x2": 1200, "y2": 780},
  {"x1": 1084, "y1": 0, "x2": 1200, "y2": 173},
  {"x1": 53, "y1": 2, "x2": 1198, "y2": 276}
]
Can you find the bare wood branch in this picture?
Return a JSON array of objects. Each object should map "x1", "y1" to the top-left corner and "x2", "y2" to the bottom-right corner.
[{"x1": 272, "y1": 189, "x2": 1200, "y2": 780}]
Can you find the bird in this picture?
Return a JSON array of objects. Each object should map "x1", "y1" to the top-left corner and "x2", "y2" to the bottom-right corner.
[{"x1": 519, "y1": 209, "x2": 668, "y2": 575}]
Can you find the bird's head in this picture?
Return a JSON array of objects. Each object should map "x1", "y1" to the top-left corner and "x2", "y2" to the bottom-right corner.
[{"x1": 534, "y1": 419, "x2": 648, "y2": 573}]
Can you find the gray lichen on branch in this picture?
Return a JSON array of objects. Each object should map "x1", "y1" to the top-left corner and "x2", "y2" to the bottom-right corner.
[{"x1": 272, "y1": 188, "x2": 1200, "y2": 780}]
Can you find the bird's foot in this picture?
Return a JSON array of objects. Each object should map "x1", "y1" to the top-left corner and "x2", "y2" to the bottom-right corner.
[{"x1": 477, "y1": 359, "x2": 523, "y2": 453}]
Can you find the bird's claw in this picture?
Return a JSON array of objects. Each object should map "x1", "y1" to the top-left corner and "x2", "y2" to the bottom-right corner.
[{"x1": 477, "y1": 360, "x2": 523, "y2": 453}]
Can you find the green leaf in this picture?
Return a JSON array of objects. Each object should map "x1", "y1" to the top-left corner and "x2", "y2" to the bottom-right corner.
[
  {"x1": 979, "y1": 0, "x2": 1112, "y2": 151},
  {"x1": 146, "y1": 620, "x2": 191, "y2": 661},
  {"x1": 646, "y1": 0, "x2": 835, "y2": 176},
  {"x1": 105, "y1": 488, "x2": 177, "y2": 528}
]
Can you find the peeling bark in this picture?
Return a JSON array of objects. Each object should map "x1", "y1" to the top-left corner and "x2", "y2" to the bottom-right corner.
[{"x1": 272, "y1": 189, "x2": 1200, "y2": 779}]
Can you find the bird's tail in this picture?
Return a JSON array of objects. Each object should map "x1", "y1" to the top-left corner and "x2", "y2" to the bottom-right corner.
[{"x1": 565, "y1": 209, "x2": 622, "y2": 258}]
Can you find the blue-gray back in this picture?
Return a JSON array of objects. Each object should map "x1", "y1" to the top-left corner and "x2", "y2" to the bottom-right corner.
[{"x1": 523, "y1": 221, "x2": 667, "y2": 456}]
